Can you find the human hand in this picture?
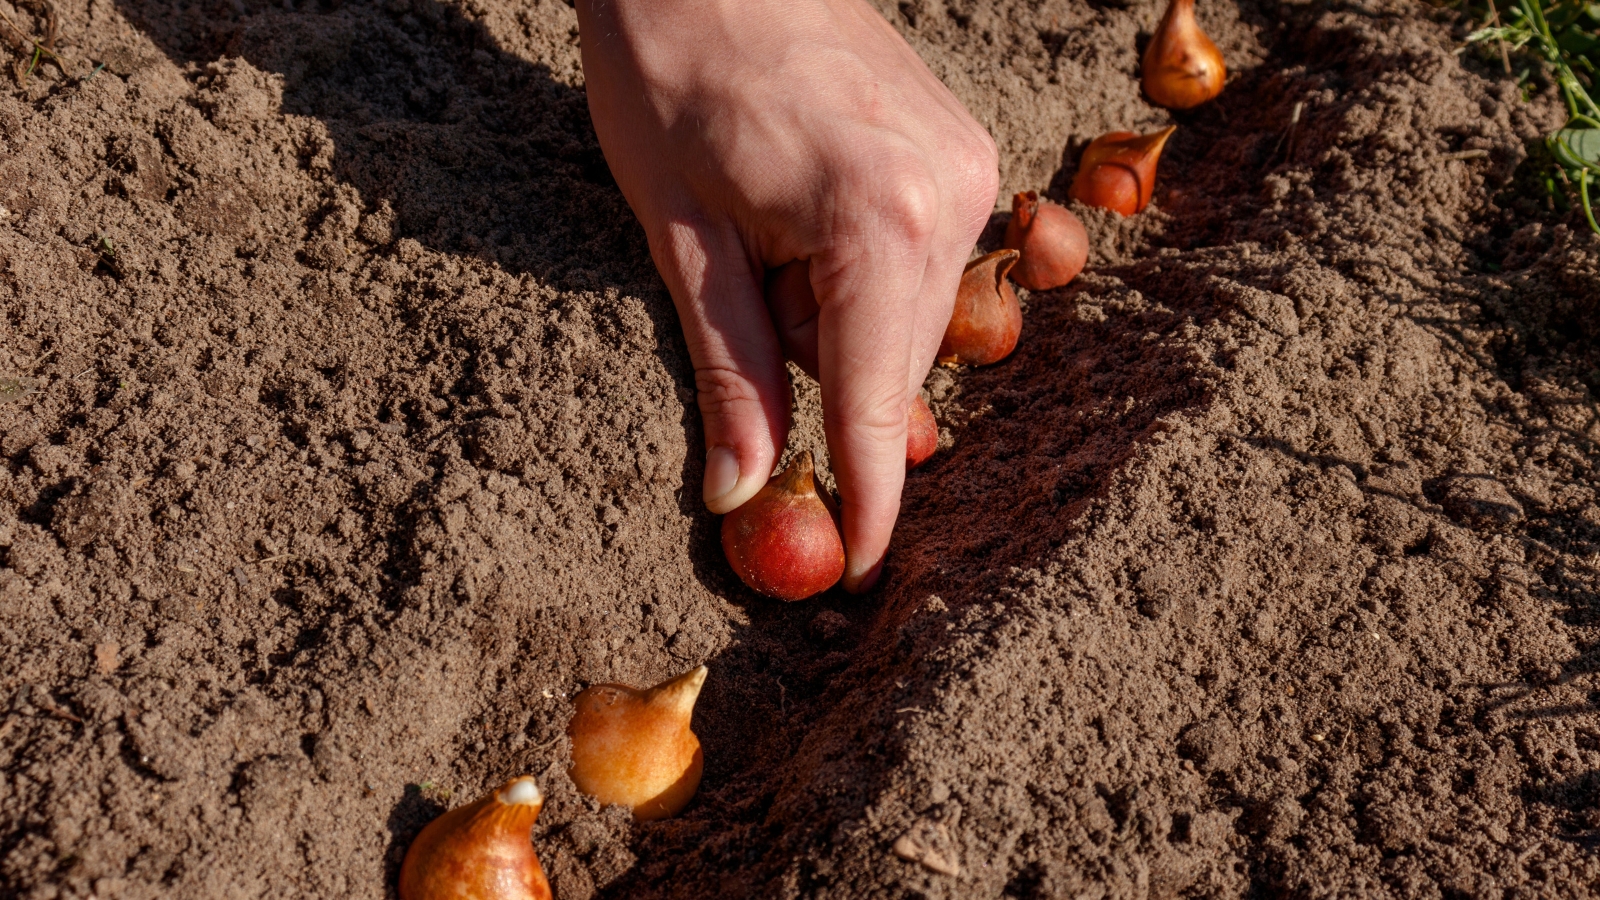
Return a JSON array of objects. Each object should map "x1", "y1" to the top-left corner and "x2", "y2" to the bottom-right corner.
[{"x1": 576, "y1": 0, "x2": 998, "y2": 592}]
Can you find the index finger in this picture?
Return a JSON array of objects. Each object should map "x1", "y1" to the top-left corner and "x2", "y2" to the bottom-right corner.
[{"x1": 810, "y1": 173, "x2": 939, "y2": 593}]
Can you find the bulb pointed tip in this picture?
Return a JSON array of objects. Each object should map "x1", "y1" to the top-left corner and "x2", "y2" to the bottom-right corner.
[
  {"x1": 1010, "y1": 191, "x2": 1038, "y2": 228},
  {"x1": 651, "y1": 665, "x2": 708, "y2": 713},
  {"x1": 498, "y1": 776, "x2": 544, "y2": 807},
  {"x1": 775, "y1": 450, "x2": 820, "y2": 496}
]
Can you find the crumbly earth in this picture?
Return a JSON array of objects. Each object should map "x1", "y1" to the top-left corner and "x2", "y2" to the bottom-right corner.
[{"x1": 2, "y1": 0, "x2": 1599, "y2": 895}]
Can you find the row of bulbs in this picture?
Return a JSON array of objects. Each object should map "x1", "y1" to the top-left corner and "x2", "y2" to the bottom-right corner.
[
  {"x1": 717, "y1": 0, "x2": 1227, "y2": 602},
  {"x1": 397, "y1": 3, "x2": 1229, "y2": 897}
]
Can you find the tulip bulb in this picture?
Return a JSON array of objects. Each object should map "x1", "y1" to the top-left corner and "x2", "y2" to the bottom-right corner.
[
  {"x1": 399, "y1": 776, "x2": 551, "y2": 900},
  {"x1": 1002, "y1": 191, "x2": 1089, "y2": 291},
  {"x1": 721, "y1": 450, "x2": 845, "y2": 600},
  {"x1": 1142, "y1": 0, "x2": 1226, "y2": 110},
  {"x1": 907, "y1": 396, "x2": 937, "y2": 468},
  {"x1": 568, "y1": 665, "x2": 707, "y2": 821},
  {"x1": 1068, "y1": 127, "x2": 1176, "y2": 217},
  {"x1": 938, "y1": 249, "x2": 1022, "y2": 366}
]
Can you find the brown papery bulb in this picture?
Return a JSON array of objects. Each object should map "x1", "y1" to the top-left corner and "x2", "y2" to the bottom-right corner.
[
  {"x1": 1068, "y1": 127, "x2": 1177, "y2": 217},
  {"x1": 568, "y1": 665, "x2": 707, "y2": 821},
  {"x1": 721, "y1": 450, "x2": 845, "y2": 600},
  {"x1": 399, "y1": 776, "x2": 551, "y2": 900},
  {"x1": 938, "y1": 249, "x2": 1022, "y2": 366},
  {"x1": 907, "y1": 396, "x2": 937, "y2": 468},
  {"x1": 1003, "y1": 191, "x2": 1089, "y2": 291},
  {"x1": 1142, "y1": 0, "x2": 1226, "y2": 110}
]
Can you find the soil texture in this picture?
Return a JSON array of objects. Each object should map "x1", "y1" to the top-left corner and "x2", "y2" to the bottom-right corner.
[{"x1": 2, "y1": 0, "x2": 1600, "y2": 896}]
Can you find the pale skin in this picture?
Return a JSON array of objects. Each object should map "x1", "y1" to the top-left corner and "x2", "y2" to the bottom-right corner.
[{"x1": 576, "y1": 0, "x2": 998, "y2": 592}]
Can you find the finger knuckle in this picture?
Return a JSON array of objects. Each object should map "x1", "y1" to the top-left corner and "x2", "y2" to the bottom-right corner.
[
  {"x1": 841, "y1": 409, "x2": 912, "y2": 457},
  {"x1": 953, "y1": 134, "x2": 1000, "y2": 208},
  {"x1": 836, "y1": 388, "x2": 910, "y2": 438},
  {"x1": 880, "y1": 171, "x2": 941, "y2": 248},
  {"x1": 957, "y1": 126, "x2": 999, "y2": 172},
  {"x1": 693, "y1": 366, "x2": 762, "y2": 418},
  {"x1": 975, "y1": 128, "x2": 1000, "y2": 168}
]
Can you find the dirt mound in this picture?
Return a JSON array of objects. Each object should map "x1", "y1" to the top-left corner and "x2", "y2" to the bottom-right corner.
[{"x1": 2, "y1": 0, "x2": 1599, "y2": 896}]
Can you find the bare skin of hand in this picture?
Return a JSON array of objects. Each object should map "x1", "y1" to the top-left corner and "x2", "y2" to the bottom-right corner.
[{"x1": 576, "y1": 0, "x2": 998, "y2": 591}]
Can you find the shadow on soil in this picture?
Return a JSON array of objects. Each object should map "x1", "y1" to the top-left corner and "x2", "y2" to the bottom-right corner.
[{"x1": 105, "y1": 0, "x2": 1231, "y2": 892}]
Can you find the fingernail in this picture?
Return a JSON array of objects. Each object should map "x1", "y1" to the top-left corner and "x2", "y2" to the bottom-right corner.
[
  {"x1": 843, "y1": 557, "x2": 884, "y2": 595},
  {"x1": 703, "y1": 445, "x2": 742, "y2": 512}
]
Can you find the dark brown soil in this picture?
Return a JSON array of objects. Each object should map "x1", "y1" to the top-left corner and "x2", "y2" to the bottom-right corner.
[{"x1": 3, "y1": 0, "x2": 1600, "y2": 895}]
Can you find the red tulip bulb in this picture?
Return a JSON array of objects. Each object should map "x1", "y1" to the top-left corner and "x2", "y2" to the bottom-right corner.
[
  {"x1": 938, "y1": 249, "x2": 1022, "y2": 366},
  {"x1": 1003, "y1": 191, "x2": 1089, "y2": 290},
  {"x1": 721, "y1": 450, "x2": 844, "y2": 600},
  {"x1": 907, "y1": 396, "x2": 937, "y2": 468},
  {"x1": 1068, "y1": 127, "x2": 1177, "y2": 217}
]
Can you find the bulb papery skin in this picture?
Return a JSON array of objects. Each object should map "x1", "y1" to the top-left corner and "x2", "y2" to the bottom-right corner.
[
  {"x1": 907, "y1": 397, "x2": 937, "y2": 468},
  {"x1": 1068, "y1": 127, "x2": 1177, "y2": 216},
  {"x1": 1003, "y1": 191, "x2": 1089, "y2": 290},
  {"x1": 568, "y1": 666, "x2": 708, "y2": 821},
  {"x1": 398, "y1": 776, "x2": 551, "y2": 900},
  {"x1": 720, "y1": 450, "x2": 845, "y2": 601},
  {"x1": 1142, "y1": 0, "x2": 1226, "y2": 109},
  {"x1": 938, "y1": 250, "x2": 1023, "y2": 366}
]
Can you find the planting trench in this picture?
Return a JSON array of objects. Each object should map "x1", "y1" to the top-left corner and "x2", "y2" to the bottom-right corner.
[{"x1": 2, "y1": 0, "x2": 1600, "y2": 896}]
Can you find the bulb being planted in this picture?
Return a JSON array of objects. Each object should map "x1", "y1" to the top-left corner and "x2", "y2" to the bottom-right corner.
[
  {"x1": 1142, "y1": 0, "x2": 1226, "y2": 110},
  {"x1": 568, "y1": 665, "x2": 707, "y2": 821},
  {"x1": 907, "y1": 396, "x2": 937, "y2": 469},
  {"x1": 399, "y1": 776, "x2": 551, "y2": 900},
  {"x1": 1069, "y1": 127, "x2": 1176, "y2": 217},
  {"x1": 938, "y1": 249, "x2": 1022, "y2": 366},
  {"x1": 1003, "y1": 191, "x2": 1089, "y2": 291},
  {"x1": 721, "y1": 450, "x2": 845, "y2": 600}
]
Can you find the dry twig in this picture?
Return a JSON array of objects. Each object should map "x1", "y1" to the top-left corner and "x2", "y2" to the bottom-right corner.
[{"x1": 1486, "y1": 0, "x2": 1514, "y2": 74}]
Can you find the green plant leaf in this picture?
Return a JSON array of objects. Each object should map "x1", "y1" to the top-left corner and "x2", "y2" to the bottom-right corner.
[
  {"x1": 1469, "y1": 24, "x2": 1535, "y2": 47},
  {"x1": 1552, "y1": 126, "x2": 1600, "y2": 167}
]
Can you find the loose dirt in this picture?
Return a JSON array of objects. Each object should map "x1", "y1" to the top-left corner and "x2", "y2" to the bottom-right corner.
[{"x1": 2, "y1": 0, "x2": 1599, "y2": 896}]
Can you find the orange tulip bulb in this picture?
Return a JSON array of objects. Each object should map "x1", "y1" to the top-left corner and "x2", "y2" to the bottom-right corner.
[
  {"x1": 568, "y1": 665, "x2": 707, "y2": 821},
  {"x1": 1068, "y1": 127, "x2": 1177, "y2": 217},
  {"x1": 938, "y1": 249, "x2": 1022, "y2": 366},
  {"x1": 398, "y1": 776, "x2": 551, "y2": 900},
  {"x1": 721, "y1": 450, "x2": 845, "y2": 600},
  {"x1": 907, "y1": 396, "x2": 937, "y2": 468},
  {"x1": 1003, "y1": 191, "x2": 1089, "y2": 290},
  {"x1": 1142, "y1": 0, "x2": 1226, "y2": 110}
]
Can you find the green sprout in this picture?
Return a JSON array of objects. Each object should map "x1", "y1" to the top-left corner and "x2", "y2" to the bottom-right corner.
[{"x1": 1471, "y1": 0, "x2": 1600, "y2": 233}]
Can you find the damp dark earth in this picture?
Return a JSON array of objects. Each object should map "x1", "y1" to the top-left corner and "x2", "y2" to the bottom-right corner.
[{"x1": 3, "y1": 0, "x2": 1600, "y2": 895}]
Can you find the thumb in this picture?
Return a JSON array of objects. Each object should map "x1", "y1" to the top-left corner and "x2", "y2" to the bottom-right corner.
[{"x1": 650, "y1": 218, "x2": 791, "y2": 514}]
